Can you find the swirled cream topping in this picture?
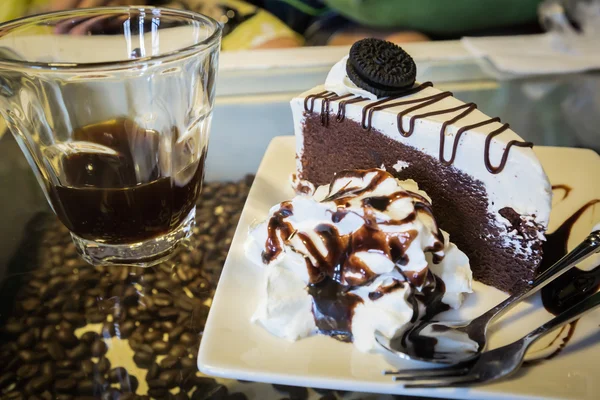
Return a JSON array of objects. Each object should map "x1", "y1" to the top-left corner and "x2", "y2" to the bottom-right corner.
[{"x1": 245, "y1": 169, "x2": 472, "y2": 352}]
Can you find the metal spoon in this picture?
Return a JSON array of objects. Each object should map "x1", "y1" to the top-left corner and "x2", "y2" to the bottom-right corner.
[{"x1": 375, "y1": 230, "x2": 600, "y2": 364}]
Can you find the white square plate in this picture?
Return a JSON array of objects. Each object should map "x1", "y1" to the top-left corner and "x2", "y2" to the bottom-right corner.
[{"x1": 199, "y1": 136, "x2": 600, "y2": 400}]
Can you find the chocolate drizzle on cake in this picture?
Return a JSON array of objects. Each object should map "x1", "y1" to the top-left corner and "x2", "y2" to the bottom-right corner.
[{"x1": 303, "y1": 84, "x2": 533, "y2": 175}]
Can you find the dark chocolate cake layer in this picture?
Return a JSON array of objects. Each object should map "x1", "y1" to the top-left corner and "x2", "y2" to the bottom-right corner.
[{"x1": 298, "y1": 112, "x2": 543, "y2": 294}]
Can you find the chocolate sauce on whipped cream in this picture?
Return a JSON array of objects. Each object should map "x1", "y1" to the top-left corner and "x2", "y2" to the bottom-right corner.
[
  {"x1": 308, "y1": 276, "x2": 363, "y2": 342},
  {"x1": 260, "y1": 169, "x2": 452, "y2": 344},
  {"x1": 303, "y1": 84, "x2": 533, "y2": 174}
]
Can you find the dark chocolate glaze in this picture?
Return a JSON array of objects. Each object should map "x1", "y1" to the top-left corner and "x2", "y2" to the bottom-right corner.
[
  {"x1": 261, "y1": 201, "x2": 294, "y2": 263},
  {"x1": 391, "y1": 272, "x2": 450, "y2": 360},
  {"x1": 540, "y1": 199, "x2": 600, "y2": 315},
  {"x1": 522, "y1": 191, "x2": 599, "y2": 363},
  {"x1": 304, "y1": 83, "x2": 533, "y2": 175},
  {"x1": 308, "y1": 276, "x2": 363, "y2": 342},
  {"x1": 368, "y1": 279, "x2": 405, "y2": 301}
]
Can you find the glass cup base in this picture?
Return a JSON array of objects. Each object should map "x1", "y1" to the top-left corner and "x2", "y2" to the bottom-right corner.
[{"x1": 71, "y1": 207, "x2": 196, "y2": 267}]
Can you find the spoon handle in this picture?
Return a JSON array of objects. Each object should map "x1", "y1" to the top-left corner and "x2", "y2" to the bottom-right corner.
[{"x1": 473, "y1": 230, "x2": 600, "y2": 326}]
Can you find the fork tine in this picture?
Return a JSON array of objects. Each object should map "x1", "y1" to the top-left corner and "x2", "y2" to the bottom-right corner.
[
  {"x1": 384, "y1": 365, "x2": 469, "y2": 378},
  {"x1": 403, "y1": 375, "x2": 481, "y2": 388}
]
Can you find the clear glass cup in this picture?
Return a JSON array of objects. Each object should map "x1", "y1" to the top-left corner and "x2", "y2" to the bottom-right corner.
[{"x1": 0, "y1": 7, "x2": 221, "y2": 267}]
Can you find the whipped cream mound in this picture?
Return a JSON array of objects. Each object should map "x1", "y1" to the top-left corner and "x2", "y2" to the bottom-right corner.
[{"x1": 246, "y1": 169, "x2": 473, "y2": 352}]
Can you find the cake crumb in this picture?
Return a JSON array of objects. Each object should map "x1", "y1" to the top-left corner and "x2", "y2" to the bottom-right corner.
[{"x1": 392, "y1": 160, "x2": 410, "y2": 172}]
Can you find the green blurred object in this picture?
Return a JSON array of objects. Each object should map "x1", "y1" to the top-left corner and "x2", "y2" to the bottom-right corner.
[{"x1": 324, "y1": 0, "x2": 544, "y2": 35}]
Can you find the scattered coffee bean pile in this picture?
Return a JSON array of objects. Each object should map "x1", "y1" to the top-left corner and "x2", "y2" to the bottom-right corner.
[{"x1": 0, "y1": 179, "x2": 253, "y2": 400}]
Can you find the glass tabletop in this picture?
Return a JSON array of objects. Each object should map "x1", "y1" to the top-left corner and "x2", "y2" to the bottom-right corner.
[{"x1": 0, "y1": 66, "x2": 598, "y2": 400}]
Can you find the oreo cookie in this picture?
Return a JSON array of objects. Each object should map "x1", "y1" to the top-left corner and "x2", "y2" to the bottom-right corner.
[{"x1": 347, "y1": 38, "x2": 416, "y2": 97}]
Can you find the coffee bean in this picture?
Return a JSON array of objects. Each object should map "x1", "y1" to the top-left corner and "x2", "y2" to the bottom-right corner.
[
  {"x1": 147, "y1": 378, "x2": 168, "y2": 389},
  {"x1": 120, "y1": 394, "x2": 136, "y2": 400},
  {"x1": 107, "y1": 367, "x2": 128, "y2": 383},
  {"x1": 17, "y1": 364, "x2": 39, "y2": 379},
  {"x1": 40, "y1": 361, "x2": 55, "y2": 379},
  {"x1": 143, "y1": 330, "x2": 162, "y2": 343},
  {"x1": 169, "y1": 326, "x2": 186, "y2": 343},
  {"x1": 174, "y1": 393, "x2": 190, "y2": 400},
  {"x1": 120, "y1": 375, "x2": 138, "y2": 393},
  {"x1": 158, "y1": 369, "x2": 179, "y2": 388},
  {"x1": 160, "y1": 355, "x2": 179, "y2": 369},
  {"x1": 63, "y1": 312, "x2": 85, "y2": 327},
  {"x1": 176, "y1": 266, "x2": 195, "y2": 283},
  {"x1": 46, "y1": 312, "x2": 62, "y2": 324},
  {"x1": 154, "y1": 280, "x2": 173, "y2": 292},
  {"x1": 162, "y1": 321, "x2": 175, "y2": 331},
  {"x1": 70, "y1": 371, "x2": 86, "y2": 381},
  {"x1": 48, "y1": 296, "x2": 66, "y2": 310},
  {"x1": 85, "y1": 311, "x2": 106, "y2": 324},
  {"x1": 147, "y1": 388, "x2": 168, "y2": 398},
  {"x1": 170, "y1": 342, "x2": 189, "y2": 357},
  {"x1": 80, "y1": 331, "x2": 99, "y2": 345},
  {"x1": 100, "y1": 388, "x2": 121, "y2": 400},
  {"x1": 47, "y1": 340, "x2": 66, "y2": 360},
  {"x1": 57, "y1": 359, "x2": 76, "y2": 369},
  {"x1": 0, "y1": 371, "x2": 15, "y2": 389},
  {"x1": 56, "y1": 395, "x2": 73, "y2": 400},
  {"x1": 151, "y1": 340, "x2": 171, "y2": 355},
  {"x1": 153, "y1": 293, "x2": 173, "y2": 308},
  {"x1": 25, "y1": 316, "x2": 44, "y2": 327},
  {"x1": 91, "y1": 340, "x2": 108, "y2": 357},
  {"x1": 76, "y1": 379, "x2": 95, "y2": 395},
  {"x1": 181, "y1": 356, "x2": 197, "y2": 369},
  {"x1": 146, "y1": 363, "x2": 160, "y2": 380},
  {"x1": 4, "y1": 320, "x2": 25, "y2": 335},
  {"x1": 97, "y1": 356, "x2": 111, "y2": 373},
  {"x1": 119, "y1": 320, "x2": 135, "y2": 338},
  {"x1": 55, "y1": 378, "x2": 77, "y2": 392},
  {"x1": 3, "y1": 391, "x2": 24, "y2": 400},
  {"x1": 19, "y1": 349, "x2": 41, "y2": 363},
  {"x1": 17, "y1": 331, "x2": 35, "y2": 348},
  {"x1": 28, "y1": 376, "x2": 51, "y2": 393},
  {"x1": 56, "y1": 329, "x2": 78, "y2": 348},
  {"x1": 41, "y1": 325, "x2": 56, "y2": 341},
  {"x1": 81, "y1": 359, "x2": 95, "y2": 376},
  {"x1": 180, "y1": 332, "x2": 198, "y2": 346},
  {"x1": 133, "y1": 352, "x2": 154, "y2": 368},
  {"x1": 158, "y1": 307, "x2": 179, "y2": 320},
  {"x1": 122, "y1": 286, "x2": 139, "y2": 307},
  {"x1": 67, "y1": 343, "x2": 90, "y2": 360},
  {"x1": 101, "y1": 320, "x2": 116, "y2": 334},
  {"x1": 21, "y1": 298, "x2": 41, "y2": 312}
]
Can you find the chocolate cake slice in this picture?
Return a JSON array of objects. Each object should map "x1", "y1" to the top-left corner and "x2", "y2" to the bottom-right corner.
[{"x1": 290, "y1": 41, "x2": 552, "y2": 294}]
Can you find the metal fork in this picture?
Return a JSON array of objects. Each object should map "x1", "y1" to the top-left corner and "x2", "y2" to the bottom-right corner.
[
  {"x1": 376, "y1": 230, "x2": 600, "y2": 364},
  {"x1": 385, "y1": 290, "x2": 600, "y2": 388}
]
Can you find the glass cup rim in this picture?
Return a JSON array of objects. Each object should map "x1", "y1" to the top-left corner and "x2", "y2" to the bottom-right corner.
[{"x1": 0, "y1": 6, "x2": 222, "y2": 72}]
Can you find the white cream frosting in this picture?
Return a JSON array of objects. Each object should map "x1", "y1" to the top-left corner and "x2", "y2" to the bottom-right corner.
[
  {"x1": 293, "y1": 78, "x2": 552, "y2": 236},
  {"x1": 324, "y1": 56, "x2": 378, "y2": 101},
  {"x1": 245, "y1": 170, "x2": 472, "y2": 352}
]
